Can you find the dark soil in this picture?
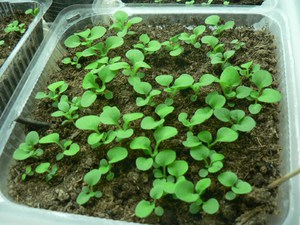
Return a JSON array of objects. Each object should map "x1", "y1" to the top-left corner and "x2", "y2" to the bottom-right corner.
[
  {"x1": 122, "y1": 0, "x2": 263, "y2": 5},
  {"x1": 0, "y1": 12, "x2": 33, "y2": 68},
  {"x1": 8, "y1": 16, "x2": 281, "y2": 225}
]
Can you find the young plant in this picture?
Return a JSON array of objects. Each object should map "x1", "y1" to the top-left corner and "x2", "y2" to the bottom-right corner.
[
  {"x1": 35, "y1": 81, "x2": 68, "y2": 107},
  {"x1": 179, "y1": 25, "x2": 206, "y2": 48},
  {"x1": 190, "y1": 74, "x2": 217, "y2": 101},
  {"x1": 217, "y1": 66, "x2": 241, "y2": 100},
  {"x1": 133, "y1": 34, "x2": 162, "y2": 55},
  {"x1": 75, "y1": 115, "x2": 116, "y2": 148},
  {"x1": 236, "y1": 61, "x2": 261, "y2": 78},
  {"x1": 64, "y1": 26, "x2": 106, "y2": 48},
  {"x1": 13, "y1": 131, "x2": 43, "y2": 161},
  {"x1": 109, "y1": 49, "x2": 151, "y2": 78},
  {"x1": 174, "y1": 178, "x2": 219, "y2": 215},
  {"x1": 214, "y1": 108, "x2": 256, "y2": 132},
  {"x1": 22, "y1": 166, "x2": 34, "y2": 181},
  {"x1": 218, "y1": 171, "x2": 252, "y2": 200},
  {"x1": 141, "y1": 103, "x2": 174, "y2": 130},
  {"x1": 4, "y1": 20, "x2": 26, "y2": 34},
  {"x1": 231, "y1": 39, "x2": 245, "y2": 50},
  {"x1": 35, "y1": 162, "x2": 58, "y2": 182},
  {"x1": 25, "y1": 7, "x2": 40, "y2": 17},
  {"x1": 39, "y1": 133, "x2": 80, "y2": 161},
  {"x1": 236, "y1": 69, "x2": 282, "y2": 114},
  {"x1": 162, "y1": 34, "x2": 184, "y2": 56},
  {"x1": 51, "y1": 95, "x2": 82, "y2": 125},
  {"x1": 62, "y1": 52, "x2": 83, "y2": 69},
  {"x1": 85, "y1": 56, "x2": 121, "y2": 73},
  {"x1": 109, "y1": 10, "x2": 142, "y2": 37},
  {"x1": 130, "y1": 77, "x2": 161, "y2": 107},
  {"x1": 204, "y1": 15, "x2": 234, "y2": 36}
]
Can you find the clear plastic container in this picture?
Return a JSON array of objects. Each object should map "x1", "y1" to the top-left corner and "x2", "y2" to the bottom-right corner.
[
  {"x1": 0, "y1": 2, "x2": 299, "y2": 225},
  {"x1": 0, "y1": 0, "x2": 52, "y2": 118}
]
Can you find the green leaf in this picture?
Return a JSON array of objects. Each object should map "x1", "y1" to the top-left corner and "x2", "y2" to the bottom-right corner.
[
  {"x1": 252, "y1": 70, "x2": 273, "y2": 90},
  {"x1": 190, "y1": 145, "x2": 210, "y2": 161},
  {"x1": 232, "y1": 180, "x2": 252, "y2": 194},
  {"x1": 189, "y1": 202, "x2": 201, "y2": 214},
  {"x1": 236, "y1": 86, "x2": 252, "y2": 99},
  {"x1": 136, "y1": 157, "x2": 153, "y2": 171},
  {"x1": 75, "y1": 115, "x2": 101, "y2": 132},
  {"x1": 81, "y1": 91, "x2": 97, "y2": 108},
  {"x1": 225, "y1": 191, "x2": 237, "y2": 200},
  {"x1": 155, "y1": 150, "x2": 176, "y2": 167},
  {"x1": 201, "y1": 35, "x2": 219, "y2": 47},
  {"x1": 39, "y1": 133, "x2": 59, "y2": 144},
  {"x1": 205, "y1": 15, "x2": 220, "y2": 26},
  {"x1": 133, "y1": 81, "x2": 152, "y2": 95},
  {"x1": 13, "y1": 148, "x2": 32, "y2": 160},
  {"x1": 232, "y1": 116, "x2": 256, "y2": 132},
  {"x1": 208, "y1": 161, "x2": 223, "y2": 173},
  {"x1": 155, "y1": 104, "x2": 174, "y2": 119},
  {"x1": 197, "y1": 130, "x2": 212, "y2": 144},
  {"x1": 220, "y1": 66, "x2": 240, "y2": 87},
  {"x1": 123, "y1": 112, "x2": 144, "y2": 126},
  {"x1": 135, "y1": 200, "x2": 155, "y2": 218},
  {"x1": 215, "y1": 127, "x2": 238, "y2": 143},
  {"x1": 175, "y1": 180, "x2": 199, "y2": 203},
  {"x1": 214, "y1": 108, "x2": 231, "y2": 122},
  {"x1": 195, "y1": 178, "x2": 211, "y2": 194},
  {"x1": 146, "y1": 40, "x2": 161, "y2": 52},
  {"x1": 190, "y1": 108, "x2": 213, "y2": 126},
  {"x1": 90, "y1": 26, "x2": 106, "y2": 40},
  {"x1": 141, "y1": 117, "x2": 164, "y2": 130},
  {"x1": 76, "y1": 192, "x2": 91, "y2": 205},
  {"x1": 64, "y1": 143, "x2": 80, "y2": 156},
  {"x1": 126, "y1": 49, "x2": 144, "y2": 64},
  {"x1": 202, "y1": 198, "x2": 219, "y2": 214},
  {"x1": 218, "y1": 171, "x2": 238, "y2": 187},
  {"x1": 99, "y1": 106, "x2": 121, "y2": 126},
  {"x1": 64, "y1": 35, "x2": 81, "y2": 48},
  {"x1": 167, "y1": 160, "x2": 189, "y2": 177},
  {"x1": 154, "y1": 206, "x2": 164, "y2": 217},
  {"x1": 106, "y1": 36, "x2": 124, "y2": 51},
  {"x1": 88, "y1": 133, "x2": 104, "y2": 146},
  {"x1": 107, "y1": 147, "x2": 128, "y2": 163},
  {"x1": 173, "y1": 74, "x2": 194, "y2": 89},
  {"x1": 115, "y1": 129, "x2": 133, "y2": 140},
  {"x1": 35, "y1": 162, "x2": 50, "y2": 173},
  {"x1": 84, "y1": 169, "x2": 101, "y2": 186},
  {"x1": 249, "y1": 103, "x2": 262, "y2": 114},
  {"x1": 130, "y1": 136, "x2": 152, "y2": 152},
  {"x1": 154, "y1": 126, "x2": 178, "y2": 144},
  {"x1": 258, "y1": 88, "x2": 282, "y2": 103},
  {"x1": 205, "y1": 91, "x2": 226, "y2": 109},
  {"x1": 199, "y1": 74, "x2": 216, "y2": 86},
  {"x1": 155, "y1": 75, "x2": 173, "y2": 87},
  {"x1": 150, "y1": 185, "x2": 164, "y2": 200},
  {"x1": 25, "y1": 131, "x2": 39, "y2": 145}
]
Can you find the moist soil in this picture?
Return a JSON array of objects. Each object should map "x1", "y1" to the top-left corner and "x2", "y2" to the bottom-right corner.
[
  {"x1": 0, "y1": 12, "x2": 33, "y2": 68},
  {"x1": 8, "y1": 16, "x2": 281, "y2": 225},
  {"x1": 121, "y1": 0, "x2": 263, "y2": 5}
]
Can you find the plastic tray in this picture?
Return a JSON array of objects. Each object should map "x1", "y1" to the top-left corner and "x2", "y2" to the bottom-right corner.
[
  {"x1": 0, "y1": 0, "x2": 52, "y2": 118},
  {"x1": 0, "y1": 3, "x2": 299, "y2": 225}
]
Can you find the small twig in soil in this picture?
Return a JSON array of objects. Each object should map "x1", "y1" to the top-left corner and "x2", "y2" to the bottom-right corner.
[
  {"x1": 15, "y1": 116, "x2": 51, "y2": 129},
  {"x1": 267, "y1": 167, "x2": 300, "y2": 189}
]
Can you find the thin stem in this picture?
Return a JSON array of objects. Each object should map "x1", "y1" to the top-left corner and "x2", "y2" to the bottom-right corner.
[{"x1": 267, "y1": 167, "x2": 300, "y2": 189}]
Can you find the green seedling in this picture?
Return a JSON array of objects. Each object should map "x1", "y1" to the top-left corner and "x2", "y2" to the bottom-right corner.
[
  {"x1": 35, "y1": 81, "x2": 68, "y2": 107},
  {"x1": 81, "y1": 66, "x2": 118, "y2": 107},
  {"x1": 130, "y1": 77, "x2": 161, "y2": 107},
  {"x1": 214, "y1": 108, "x2": 256, "y2": 132},
  {"x1": 75, "y1": 115, "x2": 116, "y2": 148},
  {"x1": 5, "y1": 20, "x2": 26, "y2": 34},
  {"x1": 133, "y1": 34, "x2": 162, "y2": 54},
  {"x1": 190, "y1": 74, "x2": 217, "y2": 101},
  {"x1": 236, "y1": 61, "x2": 261, "y2": 78},
  {"x1": 99, "y1": 106, "x2": 143, "y2": 142},
  {"x1": 218, "y1": 171, "x2": 252, "y2": 200},
  {"x1": 162, "y1": 34, "x2": 184, "y2": 56},
  {"x1": 109, "y1": 49, "x2": 151, "y2": 77},
  {"x1": 35, "y1": 162, "x2": 58, "y2": 182},
  {"x1": 141, "y1": 103, "x2": 174, "y2": 130},
  {"x1": 62, "y1": 52, "x2": 83, "y2": 69},
  {"x1": 39, "y1": 133, "x2": 80, "y2": 161},
  {"x1": 236, "y1": 69, "x2": 282, "y2": 114},
  {"x1": 201, "y1": 0, "x2": 213, "y2": 5},
  {"x1": 175, "y1": 178, "x2": 219, "y2": 215},
  {"x1": 231, "y1": 39, "x2": 245, "y2": 50},
  {"x1": 109, "y1": 10, "x2": 142, "y2": 37},
  {"x1": 178, "y1": 107, "x2": 213, "y2": 131},
  {"x1": 130, "y1": 126, "x2": 178, "y2": 171},
  {"x1": 64, "y1": 26, "x2": 106, "y2": 48},
  {"x1": 13, "y1": 131, "x2": 43, "y2": 161},
  {"x1": 25, "y1": 7, "x2": 40, "y2": 17},
  {"x1": 22, "y1": 166, "x2": 34, "y2": 181},
  {"x1": 179, "y1": 25, "x2": 206, "y2": 48},
  {"x1": 155, "y1": 74, "x2": 194, "y2": 104},
  {"x1": 217, "y1": 66, "x2": 241, "y2": 100},
  {"x1": 85, "y1": 56, "x2": 121, "y2": 73},
  {"x1": 51, "y1": 95, "x2": 82, "y2": 125},
  {"x1": 204, "y1": 15, "x2": 234, "y2": 36},
  {"x1": 0, "y1": 40, "x2": 4, "y2": 46}
]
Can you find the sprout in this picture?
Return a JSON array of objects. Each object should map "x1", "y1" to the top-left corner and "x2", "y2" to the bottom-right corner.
[
  {"x1": 231, "y1": 39, "x2": 245, "y2": 50},
  {"x1": 35, "y1": 162, "x2": 58, "y2": 182},
  {"x1": 179, "y1": 25, "x2": 206, "y2": 48},
  {"x1": 190, "y1": 74, "x2": 217, "y2": 101},
  {"x1": 25, "y1": 7, "x2": 40, "y2": 17},
  {"x1": 62, "y1": 52, "x2": 83, "y2": 69},
  {"x1": 205, "y1": 15, "x2": 234, "y2": 36},
  {"x1": 218, "y1": 66, "x2": 241, "y2": 100},
  {"x1": 22, "y1": 166, "x2": 34, "y2": 181},
  {"x1": 133, "y1": 34, "x2": 162, "y2": 55},
  {"x1": 4, "y1": 20, "x2": 26, "y2": 34},
  {"x1": 162, "y1": 34, "x2": 184, "y2": 56}
]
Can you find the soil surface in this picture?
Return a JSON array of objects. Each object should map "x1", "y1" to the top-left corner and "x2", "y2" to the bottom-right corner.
[
  {"x1": 0, "y1": 12, "x2": 33, "y2": 68},
  {"x1": 8, "y1": 15, "x2": 281, "y2": 225},
  {"x1": 122, "y1": 0, "x2": 263, "y2": 5}
]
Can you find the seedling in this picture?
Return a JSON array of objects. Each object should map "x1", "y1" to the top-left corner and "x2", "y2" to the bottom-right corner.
[
  {"x1": 35, "y1": 81, "x2": 68, "y2": 107},
  {"x1": 162, "y1": 35, "x2": 184, "y2": 56},
  {"x1": 190, "y1": 74, "x2": 217, "y2": 101},
  {"x1": 62, "y1": 52, "x2": 83, "y2": 69},
  {"x1": 109, "y1": 49, "x2": 151, "y2": 77},
  {"x1": 22, "y1": 166, "x2": 34, "y2": 181},
  {"x1": 4, "y1": 20, "x2": 26, "y2": 34},
  {"x1": 130, "y1": 77, "x2": 161, "y2": 107},
  {"x1": 179, "y1": 25, "x2": 206, "y2": 48},
  {"x1": 75, "y1": 115, "x2": 116, "y2": 148},
  {"x1": 13, "y1": 131, "x2": 43, "y2": 161},
  {"x1": 35, "y1": 162, "x2": 58, "y2": 182},
  {"x1": 51, "y1": 95, "x2": 81, "y2": 125},
  {"x1": 85, "y1": 56, "x2": 121, "y2": 73},
  {"x1": 236, "y1": 69, "x2": 282, "y2": 114},
  {"x1": 25, "y1": 7, "x2": 40, "y2": 17},
  {"x1": 141, "y1": 103, "x2": 174, "y2": 130},
  {"x1": 231, "y1": 39, "x2": 245, "y2": 50},
  {"x1": 204, "y1": 15, "x2": 234, "y2": 36},
  {"x1": 214, "y1": 108, "x2": 256, "y2": 132},
  {"x1": 39, "y1": 133, "x2": 80, "y2": 161},
  {"x1": 174, "y1": 178, "x2": 219, "y2": 215},
  {"x1": 217, "y1": 66, "x2": 241, "y2": 100},
  {"x1": 64, "y1": 26, "x2": 106, "y2": 48},
  {"x1": 133, "y1": 34, "x2": 162, "y2": 54},
  {"x1": 218, "y1": 171, "x2": 252, "y2": 200},
  {"x1": 109, "y1": 10, "x2": 142, "y2": 37}
]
